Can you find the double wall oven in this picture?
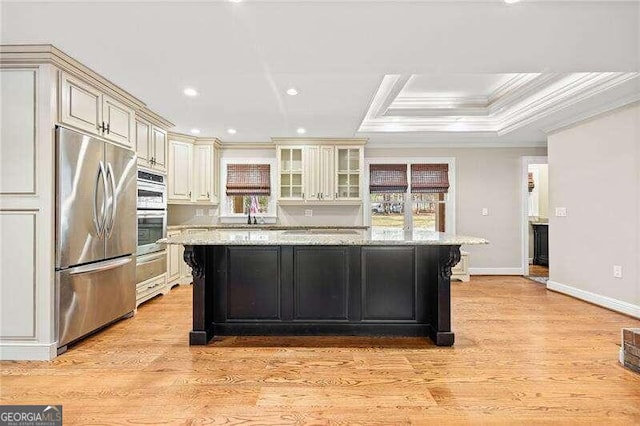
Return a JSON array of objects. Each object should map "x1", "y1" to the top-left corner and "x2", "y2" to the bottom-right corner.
[{"x1": 136, "y1": 170, "x2": 167, "y2": 285}]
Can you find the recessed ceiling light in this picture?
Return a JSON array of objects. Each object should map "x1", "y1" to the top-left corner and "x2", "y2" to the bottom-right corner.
[
  {"x1": 504, "y1": 0, "x2": 521, "y2": 3},
  {"x1": 183, "y1": 87, "x2": 198, "y2": 97},
  {"x1": 296, "y1": 127, "x2": 306, "y2": 135},
  {"x1": 286, "y1": 87, "x2": 299, "y2": 96},
  {"x1": 190, "y1": 128, "x2": 200, "y2": 135},
  {"x1": 227, "y1": 128, "x2": 237, "y2": 135},
  {"x1": 228, "y1": 0, "x2": 242, "y2": 3}
]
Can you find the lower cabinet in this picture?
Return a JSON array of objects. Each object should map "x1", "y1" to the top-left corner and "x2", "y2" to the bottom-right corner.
[
  {"x1": 167, "y1": 228, "x2": 207, "y2": 286},
  {"x1": 451, "y1": 251, "x2": 470, "y2": 282},
  {"x1": 136, "y1": 273, "x2": 170, "y2": 307},
  {"x1": 136, "y1": 251, "x2": 170, "y2": 307}
]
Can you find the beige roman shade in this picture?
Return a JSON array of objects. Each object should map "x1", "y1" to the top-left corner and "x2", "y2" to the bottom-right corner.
[
  {"x1": 226, "y1": 164, "x2": 271, "y2": 196},
  {"x1": 369, "y1": 164, "x2": 408, "y2": 193},
  {"x1": 411, "y1": 164, "x2": 449, "y2": 193}
]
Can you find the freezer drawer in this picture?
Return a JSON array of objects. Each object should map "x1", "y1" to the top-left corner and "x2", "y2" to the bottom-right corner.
[{"x1": 57, "y1": 255, "x2": 135, "y2": 348}]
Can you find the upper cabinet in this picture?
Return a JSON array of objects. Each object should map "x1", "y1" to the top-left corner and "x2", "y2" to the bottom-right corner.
[
  {"x1": 167, "y1": 135, "x2": 220, "y2": 205},
  {"x1": 59, "y1": 72, "x2": 135, "y2": 148},
  {"x1": 136, "y1": 118, "x2": 168, "y2": 173},
  {"x1": 274, "y1": 139, "x2": 366, "y2": 204},
  {"x1": 278, "y1": 147, "x2": 305, "y2": 200}
]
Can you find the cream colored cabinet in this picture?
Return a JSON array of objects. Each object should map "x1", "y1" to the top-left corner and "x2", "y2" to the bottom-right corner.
[
  {"x1": 152, "y1": 127, "x2": 167, "y2": 173},
  {"x1": 137, "y1": 119, "x2": 167, "y2": 173},
  {"x1": 276, "y1": 141, "x2": 365, "y2": 204},
  {"x1": 59, "y1": 72, "x2": 135, "y2": 148},
  {"x1": 168, "y1": 140, "x2": 193, "y2": 201},
  {"x1": 306, "y1": 145, "x2": 335, "y2": 201},
  {"x1": 278, "y1": 147, "x2": 305, "y2": 200},
  {"x1": 193, "y1": 143, "x2": 217, "y2": 203},
  {"x1": 135, "y1": 119, "x2": 151, "y2": 165},
  {"x1": 102, "y1": 94, "x2": 134, "y2": 147},
  {"x1": 335, "y1": 147, "x2": 363, "y2": 200},
  {"x1": 451, "y1": 251, "x2": 470, "y2": 282},
  {"x1": 167, "y1": 230, "x2": 183, "y2": 285},
  {"x1": 168, "y1": 136, "x2": 220, "y2": 204}
]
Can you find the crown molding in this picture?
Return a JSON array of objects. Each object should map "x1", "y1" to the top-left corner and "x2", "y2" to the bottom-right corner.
[
  {"x1": 272, "y1": 137, "x2": 368, "y2": 146},
  {"x1": 221, "y1": 142, "x2": 274, "y2": 149},
  {"x1": 167, "y1": 132, "x2": 197, "y2": 143},
  {"x1": 0, "y1": 44, "x2": 174, "y2": 129},
  {"x1": 359, "y1": 72, "x2": 640, "y2": 135},
  {"x1": 364, "y1": 139, "x2": 547, "y2": 149},
  {"x1": 543, "y1": 96, "x2": 640, "y2": 136},
  {"x1": 137, "y1": 107, "x2": 174, "y2": 129}
]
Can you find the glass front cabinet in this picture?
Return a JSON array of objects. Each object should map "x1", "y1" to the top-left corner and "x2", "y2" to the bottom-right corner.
[
  {"x1": 278, "y1": 147, "x2": 305, "y2": 200},
  {"x1": 276, "y1": 141, "x2": 365, "y2": 203}
]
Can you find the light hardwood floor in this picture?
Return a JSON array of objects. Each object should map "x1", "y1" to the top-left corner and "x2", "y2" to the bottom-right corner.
[{"x1": 2, "y1": 276, "x2": 640, "y2": 425}]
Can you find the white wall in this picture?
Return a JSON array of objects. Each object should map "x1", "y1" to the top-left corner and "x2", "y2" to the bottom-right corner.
[
  {"x1": 366, "y1": 147, "x2": 547, "y2": 273},
  {"x1": 547, "y1": 103, "x2": 640, "y2": 317}
]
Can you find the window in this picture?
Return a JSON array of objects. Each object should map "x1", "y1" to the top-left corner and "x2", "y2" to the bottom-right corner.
[
  {"x1": 227, "y1": 195, "x2": 270, "y2": 215},
  {"x1": 222, "y1": 162, "x2": 276, "y2": 220},
  {"x1": 368, "y1": 161, "x2": 453, "y2": 237}
]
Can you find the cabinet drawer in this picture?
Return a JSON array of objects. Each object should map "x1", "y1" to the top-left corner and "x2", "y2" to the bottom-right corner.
[{"x1": 136, "y1": 251, "x2": 167, "y2": 284}]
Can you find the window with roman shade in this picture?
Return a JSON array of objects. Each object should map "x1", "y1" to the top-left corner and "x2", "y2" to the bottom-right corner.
[
  {"x1": 411, "y1": 164, "x2": 449, "y2": 194},
  {"x1": 226, "y1": 164, "x2": 271, "y2": 196},
  {"x1": 369, "y1": 164, "x2": 408, "y2": 193}
]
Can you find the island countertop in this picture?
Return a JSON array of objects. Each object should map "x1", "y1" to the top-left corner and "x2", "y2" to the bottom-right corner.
[{"x1": 160, "y1": 229, "x2": 488, "y2": 246}]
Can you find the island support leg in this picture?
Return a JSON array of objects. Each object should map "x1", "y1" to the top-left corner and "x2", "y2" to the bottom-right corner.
[
  {"x1": 183, "y1": 245, "x2": 214, "y2": 345},
  {"x1": 430, "y1": 245, "x2": 461, "y2": 346}
]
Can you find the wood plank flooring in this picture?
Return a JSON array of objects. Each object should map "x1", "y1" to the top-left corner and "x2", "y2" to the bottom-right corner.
[
  {"x1": 528, "y1": 264, "x2": 549, "y2": 277},
  {"x1": 2, "y1": 276, "x2": 640, "y2": 425}
]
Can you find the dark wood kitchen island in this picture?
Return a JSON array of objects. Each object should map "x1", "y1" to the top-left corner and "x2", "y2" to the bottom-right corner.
[{"x1": 162, "y1": 230, "x2": 487, "y2": 347}]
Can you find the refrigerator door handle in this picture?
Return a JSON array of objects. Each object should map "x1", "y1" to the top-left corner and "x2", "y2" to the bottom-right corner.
[
  {"x1": 105, "y1": 162, "x2": 117, "y2": 239},
  {"x1": 93, "y1": 161, "x2": 108, "y2": 238},
  {"x1": 68, "y1": 256, "x2": 132, "y2": 276}
]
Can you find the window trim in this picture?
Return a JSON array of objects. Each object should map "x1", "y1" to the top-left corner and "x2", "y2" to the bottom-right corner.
[
  {"x1": 364, "y1": 157, "x2": 456, "y2": 234},
  {"x1": 220, "y1": 157, "x2": 278, "y2": 222}
]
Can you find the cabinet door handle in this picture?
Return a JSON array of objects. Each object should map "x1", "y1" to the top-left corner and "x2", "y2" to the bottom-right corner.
[
  {"x1": 335, "y1": 192, "x2": 338, "y2": 199},
  {"x1": 188, "y1": 191, "x2": 192, "y2": 198},
  {"x1": 106, "y1": 123, "x2": 110, "y2": 134},
  {"x1": 99, "y1": 121, "x2": 106, "y2": 133},
  {"x1": 207, "y1": 191, "x2": 210, "y2": 198}
]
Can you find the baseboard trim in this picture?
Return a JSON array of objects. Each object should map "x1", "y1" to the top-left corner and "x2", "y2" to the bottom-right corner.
[
  {"x1": 469, "y1": 267, "x2": 524, "y2": 276},
  {"x1": 547, "y1": 280, "x2": 640, "y2": 319},
  {"x1": 0, "y1": 342, "x2": 57, "y2": 361}
]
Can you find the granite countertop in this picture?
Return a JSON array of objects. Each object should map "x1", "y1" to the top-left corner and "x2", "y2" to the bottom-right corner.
[
  {"x1": 166, "y1": 224, "x2": 370, "y2": 231},
  {"x1": 160, "y1": 229, "x2": 488, "y2": 246},
  {"x1": 530, "y1": 222, "x2": 549, "y2": 226}
]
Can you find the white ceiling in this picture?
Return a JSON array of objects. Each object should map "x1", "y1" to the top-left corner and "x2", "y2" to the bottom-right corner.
[{"x1": 1, "y1": 1, "x2": 639, "y2": 147}]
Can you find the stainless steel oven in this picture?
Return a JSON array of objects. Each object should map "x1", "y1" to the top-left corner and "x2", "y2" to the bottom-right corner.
[
  {"x1": 137, "y1": 170, "x2": 166, "y2": 210},
  {"x1": 136, "y1": 170, "x2": 167, "y2": 257},
  {"x1": 137, "y1": 209, "x2": 167, "y2": 256}
]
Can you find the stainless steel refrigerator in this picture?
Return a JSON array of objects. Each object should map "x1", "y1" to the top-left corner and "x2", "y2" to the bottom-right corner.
[{"x1": 56, "y1": 126, "x2": 137, "y2": 351}]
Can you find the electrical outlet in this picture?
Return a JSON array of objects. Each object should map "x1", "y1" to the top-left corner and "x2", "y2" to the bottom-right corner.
[
  {"x1": 481, "y1": 208, "x2": 489, "y2": 216},
  {"x1": 208, "y1": 209, "x2": 215, "y2": 216},
  {"x1": 555, "y1": 207, "x2": 567, "y2": 217},
  {"x1": 195, "y1": 209, "x2": 204, "y2": 217},
  {"x1": 613, "y1": 265, "x2": 623, "y2": 278},
  {"x1": 304, "y1": 209, "x2": 313, "y2": 217}
]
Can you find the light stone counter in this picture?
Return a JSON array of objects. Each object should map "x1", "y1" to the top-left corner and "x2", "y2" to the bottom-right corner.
[
  {"x1": 160, "y1": 229, "x2": 488, "y2": 246},
  {"x1": 166, "y1": 224, "x2": 370, "y2": 231}
]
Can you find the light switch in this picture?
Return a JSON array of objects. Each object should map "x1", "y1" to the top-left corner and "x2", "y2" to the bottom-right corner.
[
  {"x1": 208, "y1": 209, "x2": 215, "y2": 217},
  {"x1": 481, "y1": 208, "x2": 489, "y2": 216},
  {"x1": 195, "y1": 209, "x2": 204, "y2": 217},
  {"x1": 555, "y1": 207, "x2": 567, "y2": 217},
  {"x1": 305, "y1": 209, "x2": 313, "y2": 217}
]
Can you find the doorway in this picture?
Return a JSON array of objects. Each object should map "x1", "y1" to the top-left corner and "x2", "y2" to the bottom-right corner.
[{"x1": 521, "y1": 157, "x2": 549, "y2": 282}]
